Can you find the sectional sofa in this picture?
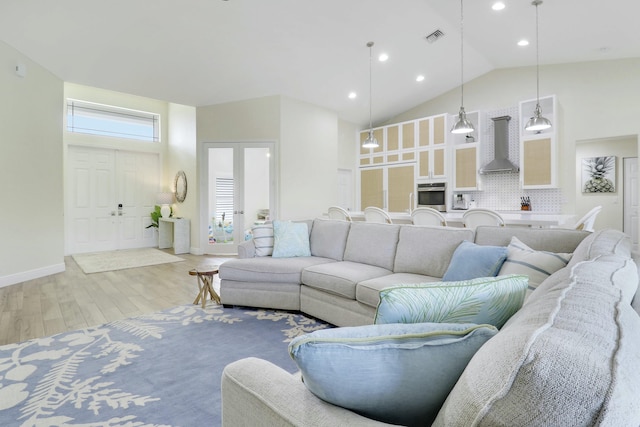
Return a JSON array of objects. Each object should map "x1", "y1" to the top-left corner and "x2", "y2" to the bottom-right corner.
[
  {"x1": 219, "y1": 219, "x2": 589, "y2": 326},
  {"x1": 219, "y1": 219, "x2": 640, "y2": 426}
]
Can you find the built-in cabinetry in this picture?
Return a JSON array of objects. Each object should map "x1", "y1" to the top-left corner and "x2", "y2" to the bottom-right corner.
[
  {"x1": 451, "y1": 110, "x2": 482, "y2": 191},
  {"x1": 417, "y1": 114, "x2": 447, "y2": 180},
  {"x1": 359, "y1": 122, "x2": 416, "y2": 212},
  {"x1": 519, "y1": 95, "x2": 557, "y2": 189},
  {"x1": 358, "y1": 110, "x2": 485, "y2": 210}
]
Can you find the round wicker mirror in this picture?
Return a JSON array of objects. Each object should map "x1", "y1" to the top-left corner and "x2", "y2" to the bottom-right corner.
[{"x1": 174, "y1": 170, "x2": 187, "y2": 203}]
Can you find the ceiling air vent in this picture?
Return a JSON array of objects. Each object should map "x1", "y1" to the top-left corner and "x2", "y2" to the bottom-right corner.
[{"x1": 425, "y1": 29, "x2": 445, "y2": 44}]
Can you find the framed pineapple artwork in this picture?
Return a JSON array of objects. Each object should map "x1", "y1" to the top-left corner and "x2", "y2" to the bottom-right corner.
[{"x1": 582, "y1": 156, "x2": 616, "y2": 193}]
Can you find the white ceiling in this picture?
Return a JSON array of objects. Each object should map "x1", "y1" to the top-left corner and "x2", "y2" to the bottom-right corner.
[{"x1": 1, "y1": 0, "x2": 639, "y2": 127}]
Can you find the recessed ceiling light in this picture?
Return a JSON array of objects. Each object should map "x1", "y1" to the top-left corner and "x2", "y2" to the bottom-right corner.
[
  {"x1": 492, "y1": 2, "x2": 506, "y2": 11},
  {"x1": 348, "y1": 92, "x2": 357, "y2": 99},
  {"x1": 416, "y1": 75, "x2": 425, "y2": 82},
  {"x1": 378, "y1": 53, "x2": 389, "y2": 62},
  {"x1": 518, "y1": 39, "x2": 530, "y2": 47}
]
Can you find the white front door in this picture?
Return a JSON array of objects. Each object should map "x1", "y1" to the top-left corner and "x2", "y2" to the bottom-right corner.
[
  {"x1": 201, "y1": 142, "x2": 276, "y2": 255},
  {"x1": 67, "y1": 146, "x2": 159, "y2": 254},
  {"x1": 623, "y1": 157, "x2": 638, "y2": 249}
]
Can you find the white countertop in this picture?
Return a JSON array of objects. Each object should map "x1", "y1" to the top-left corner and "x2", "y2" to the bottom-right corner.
[{"x1": 347, "y1": 210, "x2": 575, "y2": 228}]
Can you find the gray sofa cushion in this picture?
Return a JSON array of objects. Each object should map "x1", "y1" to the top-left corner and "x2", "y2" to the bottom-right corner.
[
  {"x1": 356, "y1": 272, "x2": 440, "y2": 308},
  {"x1": 219, "y1": 256, "x2": 335, "y2": 284},
  {"x1": 343, "y1": 222, "x2": 400, "y2": 270},
  {"x1": 302, "y1": 261, "x2": 392, "y2": 299},
  {"x1": 393, "y1": 226, "x2": 475, "y2": 277},
  {"x1": 434, "y1": 230, "x2": 640, "y2": 427},
  {"x1": 474, "y1": 225, "x2": 590, "y2": 253},
  {"x1": 310, "y1": 218, "x2": 351, "y2": 261}
]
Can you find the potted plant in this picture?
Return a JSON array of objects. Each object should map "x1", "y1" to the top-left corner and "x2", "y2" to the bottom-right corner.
[{"x1": 146, "y1": 205, "x2": 170, "y2": 228}]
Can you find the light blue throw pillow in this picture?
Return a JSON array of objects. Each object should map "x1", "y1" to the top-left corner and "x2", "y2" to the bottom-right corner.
[
  {"x1": 442, "y1": 240, "x2": 508, "y2": 281},
  {"x1": 272, "y1": 220, "x2": 311, "y2": 258},
  {"x1": 375, "y1": 275, "x2": 528, "y2": 328},
  {"x1": 289, "y1": 322, "x2": 498, "y2": 426}
]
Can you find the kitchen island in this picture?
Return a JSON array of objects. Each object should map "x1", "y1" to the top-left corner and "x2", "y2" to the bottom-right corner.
[{"x1": 345, "y1": 210, "x2": 575, "y2": 228}]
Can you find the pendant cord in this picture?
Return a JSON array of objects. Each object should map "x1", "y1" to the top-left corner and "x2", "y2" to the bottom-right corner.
[
  {"x1": 535, "y1": 1, "x2": 540, "y2": 104},
  {"x1": 368, "y1": 41, "x2": 374, "y2": 133},
  {"x1": 460, "y1": 0, "x2": 464, "y2": 108}
]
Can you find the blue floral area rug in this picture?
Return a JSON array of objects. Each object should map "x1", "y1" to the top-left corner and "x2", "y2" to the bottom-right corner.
[{"x1": 0, "y1": 305, "x2": 330, "y2": 426}]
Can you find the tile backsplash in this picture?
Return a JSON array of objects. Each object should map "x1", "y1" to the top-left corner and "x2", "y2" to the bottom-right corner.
[{"x1": 462, "y1": 106, "x2": 565, "y2": 213}]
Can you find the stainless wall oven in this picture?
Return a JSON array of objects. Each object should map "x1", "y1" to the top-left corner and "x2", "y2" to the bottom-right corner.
[{"x1": 416, "y1": 182, "x2": 446, "y2": 212}]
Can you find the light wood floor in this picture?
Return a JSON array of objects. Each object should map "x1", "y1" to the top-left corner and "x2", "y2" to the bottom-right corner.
[{"x1": 0, "y1": 252, "x2": 232, "y2": 346}]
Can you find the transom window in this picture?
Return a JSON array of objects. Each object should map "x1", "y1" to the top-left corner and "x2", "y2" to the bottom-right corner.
[{"x1": 66, "y1": 99, "x2": 160, "y2": 142}]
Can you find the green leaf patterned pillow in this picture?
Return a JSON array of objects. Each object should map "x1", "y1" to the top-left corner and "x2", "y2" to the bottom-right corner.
[{"x1": 375, "y1": 274, "x2": 528, "y2": 328}]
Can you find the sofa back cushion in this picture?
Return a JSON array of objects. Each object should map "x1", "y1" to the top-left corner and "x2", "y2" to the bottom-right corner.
[
  {"x1": 343, "y1": 222, "x2": 400, "y2": 270},
  {"x1": 309, "y1": 218, "x2": 351, "y2": 261},
  {"x1": 434, "y1": 230, "x2": 640, "y2": 427},
  {"x1": 567, "y1": 228, "x2": 632, "y2": 268},
  {"x1": 393, "y1": 226, "x2": 475, "y2": 277},
  {"x1": 474, "y1": 226, "x2": 589, "y2": 253}
]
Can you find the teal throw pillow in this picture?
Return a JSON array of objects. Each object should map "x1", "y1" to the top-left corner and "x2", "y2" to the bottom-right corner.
[
  {"x1": 289, "y1": 322, "x2": 498, "y2": 426},
  {"x1": 272, "y1": 220, "x2": 311, "y2": 258},
  {"x1": 442, "y1": 240, "x2": 508, "y2": 281},
  {"x1": 375, "y1": 274, "x2": 528, "y2": 328}
]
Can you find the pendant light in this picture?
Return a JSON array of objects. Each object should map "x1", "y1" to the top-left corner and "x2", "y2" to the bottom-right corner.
[
  {"x1": 525, "y1": 0, "x2": 552, "y2": 131},
  {"x1": 362, "y1": 41, "x2": 379, "y2": 148},
  {"x1": 451, "y1": 0, "x2": 474, "y2": 134}
]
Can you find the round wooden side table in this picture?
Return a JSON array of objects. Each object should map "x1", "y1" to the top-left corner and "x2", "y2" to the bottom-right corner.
[{"x1": 188, "y1": 264, "x2": 221, "y2": 308}]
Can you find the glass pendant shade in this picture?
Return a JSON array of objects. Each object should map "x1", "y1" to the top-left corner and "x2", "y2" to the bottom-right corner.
[
  {"x1": 362, "y1": 130, "x2": 378, "y2": 148},
  {"x1": 525, "y1": 103, "x2": 552, "y2": 131},
  {"x1": 451, "y1": 107, "x2": 475, "y2": 134}
]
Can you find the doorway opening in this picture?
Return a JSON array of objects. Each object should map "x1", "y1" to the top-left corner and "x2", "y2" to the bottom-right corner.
[{"x1": 200, "y1": 142, "x2": 276, "y2": 255}]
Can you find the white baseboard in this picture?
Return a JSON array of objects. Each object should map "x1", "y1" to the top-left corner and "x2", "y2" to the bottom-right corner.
[
  {"x1": 190, "y1": 246, "x2": 204, "y2": 255},
  {"x1": 0, "y1": 263, "x2": 66, "y2": 289}
]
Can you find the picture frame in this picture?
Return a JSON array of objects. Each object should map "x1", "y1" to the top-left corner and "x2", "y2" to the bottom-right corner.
[{"x1": 582, "y1": 156, "x2": 616, "y2": 193}]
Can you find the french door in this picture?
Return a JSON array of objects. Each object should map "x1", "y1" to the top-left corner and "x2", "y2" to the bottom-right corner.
[
  {"x1": 66, "y1": 146, "x2": 159, "y2": 254},
  {"x1": 200, "y1": 142, "x2": 276, "y2": 255}
]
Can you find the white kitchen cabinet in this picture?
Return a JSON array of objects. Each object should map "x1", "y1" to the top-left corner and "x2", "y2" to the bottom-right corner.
[
  {"x1": 519, "y1": 95, "x2": 557, "y2": 188},
  {"x1": 417, "y1": 114, "x2": 447, "y2": 180},
  {"x1": 451, "y1": 110, "x2": 483, "y2": 191},
  {"x1": 360, "y1": 164, "x2": 416, "y2": 212}
]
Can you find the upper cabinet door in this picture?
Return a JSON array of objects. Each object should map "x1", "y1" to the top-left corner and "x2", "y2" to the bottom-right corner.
[
  {"x1": 450, "y1": 111, "x2": 482, "y2": 191},
  {"x1": 519, "y1": 95, "x2": 557, "y2": 189},
  {"x1": 417, "y1": 114, "x2": 448, "y2": 180}
]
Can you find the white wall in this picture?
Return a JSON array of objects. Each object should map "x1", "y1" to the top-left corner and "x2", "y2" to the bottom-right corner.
[
  {"x1": 196, "y1": 95, "x2": 341, "y2": 223},
  {"x1": 575, "y1": 136, "x2": 637, "y2": 231},
  {"x1": 167, "y1": 103, "x2": 198, "y2": 250},
  {"x1": 0, "y1": 41, "x2": 64, "y2": 287},
  {"x1": 279, "y1": 97, "x2": 338, "y2": 219},
  {"x1": 387, "y1": 58, "x2": 640, "y2": 229}
]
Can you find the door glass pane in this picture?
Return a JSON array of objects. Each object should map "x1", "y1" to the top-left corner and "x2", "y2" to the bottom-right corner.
[
  {"x1": 208, "y1": 148, "x2": 234, "y2": 246},
  {"x1": 244, "y1": 147, "x2": 271, "y2": 230}
]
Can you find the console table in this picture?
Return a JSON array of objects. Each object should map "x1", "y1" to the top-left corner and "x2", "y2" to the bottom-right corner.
[{"x1": 159, "y1": 217, "x2": 190, "y2": 254}]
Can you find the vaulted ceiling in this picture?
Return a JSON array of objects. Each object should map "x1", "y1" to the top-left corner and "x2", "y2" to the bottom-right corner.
[{"x1": 1, "y1": 0, "x2": 638, "y2": 126}]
